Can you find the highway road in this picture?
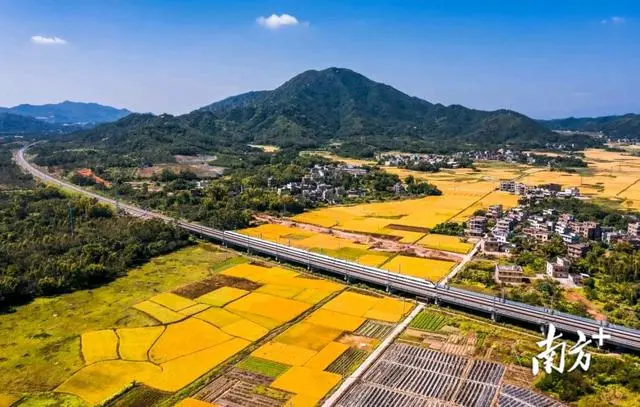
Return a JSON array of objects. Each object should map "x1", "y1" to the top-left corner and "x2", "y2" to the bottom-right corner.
[{"x1": 15, "y1": 145, "x2": 640, "y2": 351}]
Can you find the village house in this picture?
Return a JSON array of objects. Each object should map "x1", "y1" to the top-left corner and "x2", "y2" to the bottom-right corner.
[
  {"x1": 546, "y1": 257, "x2": 571, "y2": 279},
  {"x1": 494, "y1": 264, "x2": 525, "y2": 285}
]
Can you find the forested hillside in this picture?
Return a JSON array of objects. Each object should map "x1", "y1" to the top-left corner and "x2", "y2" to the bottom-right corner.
[
  {"x1": 0, "y1": 113, "x2": 61, "y2": 135},
  {"x1": 541, "y1": 113, "x2": 640, "y2": 139},
  {"x1": 0, "y1": 142, "x2": 192, "y2": 307},
  {"x1": 31, "y1": 68, "x2": 600, "y2": 166}
]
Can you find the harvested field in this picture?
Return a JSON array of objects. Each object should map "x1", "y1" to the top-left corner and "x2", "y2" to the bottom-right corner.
[
  {"x1": 173, "y1": 275, "x2": 261, "y2": 299},
  {"x1": 195, "y1": 370, "x2": 291, "y2": 407}
]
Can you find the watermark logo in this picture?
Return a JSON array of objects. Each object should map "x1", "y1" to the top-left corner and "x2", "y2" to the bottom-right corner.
[{"x1": 532, "y1": 323, "x2": 610, "y2": 375}]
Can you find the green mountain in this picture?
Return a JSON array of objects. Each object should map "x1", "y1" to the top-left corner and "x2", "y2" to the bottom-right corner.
[
  {"x1": 35, "y1": 68, "x2": 599, "y2": 165},
  {"x1": 0, "y1": 101, "x2": 131, "y2": 125},
  {"x1": 541, "y1": 114, "x2": 640, "y2": 139},
  {"x1": 199, "y1": 67, "x2": 574, "y2": 151},
  {"x1": 0, "y1": 112, "x2": 62, "y2": 135}
]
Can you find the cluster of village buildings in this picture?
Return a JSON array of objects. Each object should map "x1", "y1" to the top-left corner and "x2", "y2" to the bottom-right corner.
[
  {"x1": 466, "y1": 181, "x2": 640, "y2": 288},
  {"x1": 376, "y1": 147, "x2": 579, "y2": 169},
  {"x1": 276, "y1": 163, "x2": 369, "y2": 203}
]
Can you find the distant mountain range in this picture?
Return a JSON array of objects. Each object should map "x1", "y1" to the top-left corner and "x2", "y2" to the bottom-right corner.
[
  {"x1": 0, "y1": 101, "x2": 131, "y2": 135},
  {"x1": 0, "y1": 112, "x2": 62, "y2": 135},
  {"x1": 38, "y1": 67, "x2": 602, "y2": 164},
  {"x1": 540, "y1": 114, "x2": 640, "y2": 139}
]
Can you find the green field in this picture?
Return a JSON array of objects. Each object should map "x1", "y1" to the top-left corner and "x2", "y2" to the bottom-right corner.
[
  {"x1": 409, "y1": 311, "x2": 449, "y2": 331},
  {"x1": 236, "y1": 357, "x2": 291, "y2": 378},
  {"x1": 0, "y1": 244, "x2": 244, "y2": 403}
]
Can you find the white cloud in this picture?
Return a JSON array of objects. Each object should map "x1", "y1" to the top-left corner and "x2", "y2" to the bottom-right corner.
[
  {"x1": 31, "y1": 35, "x2": 67, "y2": 45},
  {"x1": 601, "y1": 16, "x2": 626, "y2": 25},
  {"x1": 256, "y1": 14, "x2": 301, "y2": 29}
]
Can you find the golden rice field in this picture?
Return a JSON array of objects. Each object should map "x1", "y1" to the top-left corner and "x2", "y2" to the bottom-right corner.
[
  {"x1": 245, "y1": 290, "x2": 414, "y2": 405},
  {"x1": 382, "y1": 255, "x2": 456, "y2": 281},
  {"x1": 239, "y1": 223, "x2": 392, "y2": 264},
  {"x1": 291, "y1": 159, "x2": 521, "y2": 243},
  {"x1": 0, "y1": 245, "x2": 241, "y2": 405},
  {"x1": 54, "y1": 261, "x2": 349, "y2": 405},
  {"x1": 518, "y1": 149, "x2": 640, "y2": 211},
  {"x1": 417, "y1": 234, "x2": 474, "y2": 254},
  {"x1": 296, "y1": 149, "x2": 640, "y2": 245}
]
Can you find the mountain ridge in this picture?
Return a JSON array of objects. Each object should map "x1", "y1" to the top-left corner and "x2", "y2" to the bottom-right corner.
[
  {"x1": 540, "y1": 114, "x2": 640, "y2": 138},
  {"x1": 0, "y1": 101, "x2": 132, "y2": 125},
  {"x1": 33, "y1": 67, "x2": 600, "y2": 164},
  {"x1": 0, "y1": 112, "x2": 65, "y2": 135}
]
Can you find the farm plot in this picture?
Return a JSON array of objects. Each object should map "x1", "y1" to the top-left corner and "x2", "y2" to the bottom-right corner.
[
  {"x1": 239, "y1": 223, "x2": 390, "y2": 266},
  {"x1": 187, "y1": 288, "x2": 415, "y2": 407},
  {"x1": 0, "y1": 244, "x2": 240, "y2": 402},
  {"x1": 326, "y1": 348, "x2": 369, "y2": 376},
  {"x1": 50, "y1": 261, "x2": 350, "y2": 404},
  {"x1": 382, "y1": 255, "x2": 456, "y2": 282},
  {"x1": 417, "y1": 234, "x2": 474, "y2": 254},
  {"x1": 335, "y1": 340, "x2": 563, "y2": 407},
  {"x1": 354, "y1": 320, "x2": 394, "y2": 339},
  {"x1": 409, "y1": 311, "x2": 449, "y2": 331},
  {"x1": 291, "y1": 160, "x2": 523, "y2": 242}
]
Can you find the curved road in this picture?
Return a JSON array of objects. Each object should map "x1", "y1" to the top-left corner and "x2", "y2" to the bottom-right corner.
[{"x1": 14, "y1": 145, "x2": 640, "y2": 351}]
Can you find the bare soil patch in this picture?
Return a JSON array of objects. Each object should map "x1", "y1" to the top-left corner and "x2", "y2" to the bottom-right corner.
[{"x1": 173, "y1": 275, "x2": 262, "y2": 299}]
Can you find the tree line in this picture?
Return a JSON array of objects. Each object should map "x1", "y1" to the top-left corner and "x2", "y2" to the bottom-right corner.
[{"x1": 0, "y1": 186, "x2": 191, "y2": 307}]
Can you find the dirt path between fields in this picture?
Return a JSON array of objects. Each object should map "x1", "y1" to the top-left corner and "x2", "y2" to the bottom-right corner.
[{"x1": 253, "y1": 214, "x2": 463, "y2": 262}]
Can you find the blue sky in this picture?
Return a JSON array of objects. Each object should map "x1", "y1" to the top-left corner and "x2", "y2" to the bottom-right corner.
[{"x1": 1, "y1": 0, "x2": 638, "y2": 118}]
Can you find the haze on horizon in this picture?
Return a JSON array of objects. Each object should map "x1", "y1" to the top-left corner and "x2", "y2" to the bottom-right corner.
[{"x1": 1, "y1": 0, "x2": 639, "y2": 119}]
